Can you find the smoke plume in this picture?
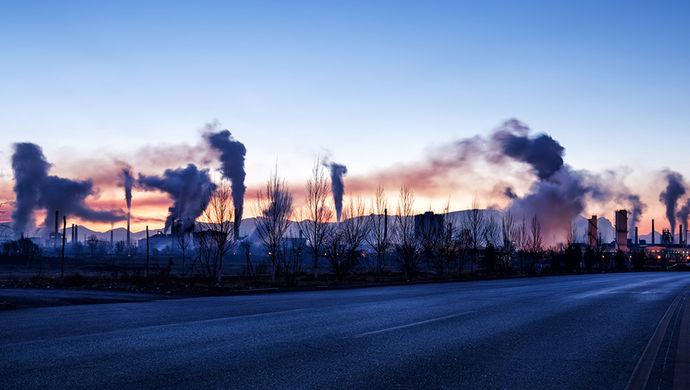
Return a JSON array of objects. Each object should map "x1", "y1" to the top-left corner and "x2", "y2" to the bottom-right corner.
[
  {"x1": 659, "y1": 170, "x2": 685, "y2": 237},
  {"x1": 626, "y1": 194, "x2": 647, "y2": 234},
  {"x1": 10, "y1": 143, "x2": 125, "y2": 237},
  {"x1": 38, "y1": 176, "x2": 125, "y2": 226},
  {"x1": 491, "y1": 119, "x2": 565, "y2": 180},
  {"x1": 495, "y1": 120, "x2": 632, "y2": 244},
  {"x1": 325, "y1": 161, "x2": 348, "y2": 222},
  {"x1": 120, "y1": 167, "x2": 134, "y2": 210},
  {"x1": 205, "y1": 129, "x2": 246, "y2": 237},
  {"x1": 11, "y1": 143, "x2": 49, "y2": 236},
  {"x1": 678, "y1": 199, "x2": 690, "y2": 238},
  {"x1": 138, "y1": 164, "x2": 216, "y2": 233}
]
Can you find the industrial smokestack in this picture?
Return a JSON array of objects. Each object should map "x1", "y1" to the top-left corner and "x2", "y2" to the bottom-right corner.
[
  {"x1": 615, "y1": 210, "x2": 628, "y2": 252},
  {"x1": 652, "y1": 219, "x2": 655, "y2": 245},
  {"x1": 680, "y1": 224, "x2": 683, "y2": 246},
  {"x1": 126, "y1": 215, "x2": 131, "y2": 248},
  {"x1": 635, "y1": 226, "x2": 638, "y2": 245},
  {"x1": 588, "y1": 215, "x2": 598, "y2": 249},
  {"x1": 384, "y1": 208, "x2": 388, "y2": 241}
]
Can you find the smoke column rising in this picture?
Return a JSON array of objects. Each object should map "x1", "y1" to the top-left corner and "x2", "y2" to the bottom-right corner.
[
  {"x1": 325, "y1": 161, "x2": 348, "y2": 222},
  {"x1": 11, "y1": 143, "x2": 125, "y2": 237},
  {"x1": 659, "y1": 170, "x2": 685, "y2": 237},
  {"x1": 205, "y1": 130, "x2": 246, "y2": 237},
  {"x1": 626, "y1": 194, "x2": 647, "y2": 235},
  {"x1": 120, "y1": 167, "x2": 133, "y2": 210},
  {"x1": 138, "y1": 164, "x2": 216, "y2": 233},
  {"x1": 492, "y1": 119, "x2": 565, "y2": 180},
  {"x1": 11, "y1": 143, "x2": 50, "y2": 236},
  {"x1": 677, "y1": 199, "x2": 690, "y2": 238}
]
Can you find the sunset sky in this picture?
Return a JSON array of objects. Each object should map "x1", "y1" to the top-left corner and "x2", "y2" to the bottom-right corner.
[{"x1": 1, "y1": 1, "x2": 690, "y2": 233}]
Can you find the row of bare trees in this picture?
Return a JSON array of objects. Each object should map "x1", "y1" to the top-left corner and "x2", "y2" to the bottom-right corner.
[{"x1": 180, "y1": 161, "x2": 549, "y2": 286}]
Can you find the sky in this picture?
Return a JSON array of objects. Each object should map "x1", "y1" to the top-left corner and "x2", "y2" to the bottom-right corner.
[{"x1": 1, "y1": 1, "x2": 690, "y2": 233}]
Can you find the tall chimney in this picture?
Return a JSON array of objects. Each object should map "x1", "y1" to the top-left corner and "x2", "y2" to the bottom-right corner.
[
  {"x1": 110, "y1": 223, "x2": 114, "y2": 247},
  {"x1": 54, "y1": 210, "x2": 59, "y2": 235},
  {"x1": 680, "y1": 224, "x2": 683, "y2": 246},
  {"x1": 74, "y1": 225, "x2": 78, "y2": 243},
  {"x1": 635, "y1": 226, "x2": 639, "y2": 245},
  {"x1": 588, "y1": 215, "x2": 598, "y2": 248},
  {"x1": 383, "y1": 208, "x2": 388, "y2": 242},
  {"x1": 126, "y1": 213, "x2": 131, "y2": 248},
  {"x1": 615, "y1": 210, "x2": 628, "y2": 252},
  {"x1": 652, "y1": 219, "x2": 655, "y2": 245}
]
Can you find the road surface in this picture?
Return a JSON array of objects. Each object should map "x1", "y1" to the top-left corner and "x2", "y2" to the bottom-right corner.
[{"x1": 1, "y1": 273, "x2": 690, "y2": 389}]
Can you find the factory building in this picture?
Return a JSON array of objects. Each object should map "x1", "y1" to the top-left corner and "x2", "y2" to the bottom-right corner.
[
  {"x1": 626, "y1": 219, "x2": 690, "y2": 264},
  {"x1": 138, "y1": 231, "x2": 175, "y2": 253},
  {"x1": 414, "y1": 211, "x2": 445, "y2": 240}
]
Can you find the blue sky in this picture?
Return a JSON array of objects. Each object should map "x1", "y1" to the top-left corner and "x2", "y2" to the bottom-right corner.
[{"x1": 1, "y1": 1, "x2": 690, "y2": 227}]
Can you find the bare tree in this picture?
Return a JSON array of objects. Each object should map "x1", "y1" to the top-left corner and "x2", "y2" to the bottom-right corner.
[
  {"x1": 512, "y1": 214, "x2": 529, "y2": 274},
  {"x1": 483, "y1": 215, "x2": 500, "y2": 248},
  {"x1": 418, "y1": 211, "x2": 441, "y2": 274},
  {"x1": 420, "y1": 201, "x2": 457, "y2": 275},
  {"x1": 340, "y1": 197, "x2": 369, "y2": 278},
  {"x1": 501, "y1": 211, "x2": 515, "y2": 272},
  {"x1": 301, "y1": 160, "x2": 333, "y2": 278},
  {"x1": 255, "y1": 170, "x2": 294, "y2": 282},
  {"x1": 437, "y1": 202, "x2": 458, "y2": 275},
  {"x1": 482, "y1": 215, "x2": 501, "y2": 273},
  {"x1": 198, "y1": 182, "x2": 235, "y2": 286},
  {"x1": 366, "y1": 186, "x2": 390, "y2": 275},
  {"x1": 280, "y1": 230, "x2": 304, "y2": 284},
  {"x1": 528, "y1": 214, "x2": 543, "y2": 273},
  {"x1": 456, "y1": 227, "x2": 471, "y2": 275},
  {"x1": 462, "y1": 198, "x2": 486, "y2": 273},
  {"x1": 324, "y1": 225, "x2": 348, "y2": 280},
  {"x1": 173, "y1": 218, "x2": 192, "y2": 274},
  {"x1": 394, "y1": 185, "x2": 418, "y2": 281}
]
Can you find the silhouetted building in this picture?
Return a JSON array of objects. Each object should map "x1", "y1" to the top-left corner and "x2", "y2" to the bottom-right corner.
[
  {"x1": 414, "y1": 211, "x2": 444, "y2": 239},
  {"x1": 138, "y1": 231, "x2": 174, "y2": 252}
]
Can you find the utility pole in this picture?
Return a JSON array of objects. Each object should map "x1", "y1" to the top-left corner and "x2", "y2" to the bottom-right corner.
[
  {"x1": 383, "y1": 208, "x2": 388, "y2": 242},
  {"x1": 145, "y1": 225, "x2": 150, "y2": 280},
  {"x1": 60, "y1": 216, "x2": 66, "y2": 280}
]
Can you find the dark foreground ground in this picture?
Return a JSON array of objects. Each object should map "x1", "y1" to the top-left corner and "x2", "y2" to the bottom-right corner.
[{"x1": 1, "y1": 273, "x2": 689, "y2": 389}]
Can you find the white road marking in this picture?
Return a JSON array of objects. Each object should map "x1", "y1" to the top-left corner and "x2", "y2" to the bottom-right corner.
[{"x1": 353, "y1": 311, "x2": 475, "y2": 338}]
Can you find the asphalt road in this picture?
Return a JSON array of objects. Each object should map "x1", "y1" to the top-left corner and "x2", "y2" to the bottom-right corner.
[{"x1": 1, "y1": 273, "x2": 690, "y2": 389}]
